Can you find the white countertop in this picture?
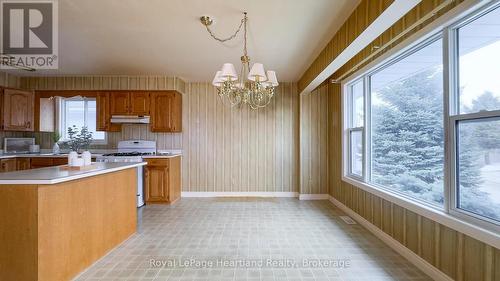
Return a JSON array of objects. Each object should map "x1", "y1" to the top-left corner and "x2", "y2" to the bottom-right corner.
[
  {"x1": 142, "y1": 154, "x2": 181, "y2": 159},
  {"x1": 0, "y1": 162, "x2": 146, "y2": 185},
  {"x1": 0, "y1": 153, "x2": 103, "y2": 159}
]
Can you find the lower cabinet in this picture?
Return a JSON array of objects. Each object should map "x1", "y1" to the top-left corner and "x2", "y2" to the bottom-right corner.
[
  {"x1": 0, "y1": 159, "x2": 17, "y2": 172},
  {"x1": 16, "y1": 158, "x2": 31, "y2": 170},
  {"x1": 144, "y1": 157, "x2": 181, "y2": 204},
  {"x1": 27, "y1": 157, "x2": 68, "y2": 169}
]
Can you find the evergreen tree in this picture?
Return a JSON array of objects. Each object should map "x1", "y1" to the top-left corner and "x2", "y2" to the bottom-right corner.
[{"x1": 371, "y1": 68, "x2": 444, "y2": 204}]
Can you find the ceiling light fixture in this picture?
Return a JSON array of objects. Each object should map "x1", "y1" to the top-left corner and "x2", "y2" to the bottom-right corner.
[{"x1": 201, "y1": 12, "x2": 278, "y2": 109}]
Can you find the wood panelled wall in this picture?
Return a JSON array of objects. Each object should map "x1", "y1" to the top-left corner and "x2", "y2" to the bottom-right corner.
[
  {"x1": 300, "y1": 84, "x2": 329, "y2": 195},
  {"x1": 298, "y1": 0, "x2": 394, "y2": 92},
  {"x1": 183, "y1": 82, "x2": 299, "y2": 193},
  {"x1": 323, "y1": 1, "x2": 499, "y2": 280},
  {"x1": 21, "y1": 76, "x2": 186, "y2": 93},
  {"x1": 0, "y1": 72, "x2": 20, "y2": 88},
  {"x1": 20, "y1": 76, "x2": 300, "y2": 193}
]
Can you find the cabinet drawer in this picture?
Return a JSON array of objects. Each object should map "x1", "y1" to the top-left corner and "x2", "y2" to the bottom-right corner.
[
  {"x1": 53, "y1": 158, "x2": 68, "y2": 166},
  {"x1": 146, "y1": 158, "x2": 169, "y2": 167},
  {"x1": 30, "y1": 157, "x2": 53, "y2": 168}
]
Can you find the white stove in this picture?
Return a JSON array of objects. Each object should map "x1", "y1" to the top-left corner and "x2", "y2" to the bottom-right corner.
[{"x1": 96, "y1": 140, "x2": 156, "y2": 207}]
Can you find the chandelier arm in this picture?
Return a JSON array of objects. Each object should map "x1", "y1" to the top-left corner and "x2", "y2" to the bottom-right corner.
[{"x1": 204, "y1": 13, "x2": 247, "y2": 43}]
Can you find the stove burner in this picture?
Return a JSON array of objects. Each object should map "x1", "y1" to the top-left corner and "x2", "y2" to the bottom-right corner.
[{"x1": 102, "y1": 152, "x2": 155, "y2": 157}]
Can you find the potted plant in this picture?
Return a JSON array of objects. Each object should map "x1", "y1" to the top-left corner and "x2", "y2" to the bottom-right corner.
[
  {"x1": 64, "y1": 125, "x2": 93, "y2": 153},
  {"x1": 52, "y1": 131, "x2": 61, "y2": 154}
]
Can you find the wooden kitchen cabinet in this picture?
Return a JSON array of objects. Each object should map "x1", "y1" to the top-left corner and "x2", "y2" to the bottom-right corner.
[
  {"x1": 1, "y1": 88, "x2": 34, "y2": 131},
  {"x1": 129, "y1": 92, "x2": 150, "y2": 115},
  {"x1": 150, "y1": 91, "x2": 182, "y2": 132},
  {"x1": 30, "y1": 157, "x2": 54, "y2": 169},
  {"x1": 16, "y1": 158, "x2": 31, "y2": 170},
  {"x1": 0, "y1": 158, "x2": 17, "y2": 172},
  {"x1": 144, "y1": 157, "x2": 181, "y2": 204},
  {"x1": 110, "y1": 92, "x2": 130, "y2": 115},
  {"x1": 110, "y1": 92, "x2": 150, "y2": 116},
  {"x1": 96, "y1": 92, "x2": 121, "y2": 132}
]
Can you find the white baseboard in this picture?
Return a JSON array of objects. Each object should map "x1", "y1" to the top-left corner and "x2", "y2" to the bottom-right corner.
[
  {"x1": 328, "y1": 196, "x2": 453, "y2": 281},
  {"x1": 298, "y1": 194, "x2": 330, "y2": 200},
  {"x1": 181, "y1": 192, "x2": 299, "y2": 198}
]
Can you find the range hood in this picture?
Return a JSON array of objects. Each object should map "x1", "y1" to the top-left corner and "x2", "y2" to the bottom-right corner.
[{"x1": 110, "y1": 115, "x2": 150, "y2": 124}]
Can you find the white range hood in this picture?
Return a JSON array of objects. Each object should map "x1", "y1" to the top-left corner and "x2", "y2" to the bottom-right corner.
[{"x1": 110, "y1": 115, "x2": 150, "y2": 124}]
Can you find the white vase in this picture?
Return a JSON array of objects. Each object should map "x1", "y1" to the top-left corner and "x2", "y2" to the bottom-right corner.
[
  {"x1": 82, "y1": 151, "x2": 92, "y2": 166},
  {"x1": 52, "y1": 142, "x2": 60, "y2": 154}
]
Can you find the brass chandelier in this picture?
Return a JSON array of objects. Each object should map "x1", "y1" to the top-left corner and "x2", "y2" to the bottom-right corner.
[{"x1": 201, "y1": 12, "x2": 279, "y2": 109}]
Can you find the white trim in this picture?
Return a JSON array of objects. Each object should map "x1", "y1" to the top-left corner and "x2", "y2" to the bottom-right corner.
[
  {"x1": 342, "y1": 177, "x2": 500, "y2": 249},
  {"x1": 329, "y1": 196, "x2": 453, "y2": 281},
  {"x1": 181, "y1": 192, "x2": 299, "y2": 198},
  {"x1": 299, "y1": 0, "x2": 421, "y2": 95},
  {"x1": 298, "y1": 194, "x2": 329, "y2": 200}
]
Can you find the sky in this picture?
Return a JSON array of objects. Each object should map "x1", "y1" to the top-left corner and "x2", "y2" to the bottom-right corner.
[{"x1": 459, "y1": 39, "x2": 500, "y2": 108}]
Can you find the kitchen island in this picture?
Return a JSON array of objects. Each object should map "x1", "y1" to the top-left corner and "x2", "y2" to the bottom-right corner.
[{"x1": 0, "y1": 162, "x2": 146, "y2": 281}]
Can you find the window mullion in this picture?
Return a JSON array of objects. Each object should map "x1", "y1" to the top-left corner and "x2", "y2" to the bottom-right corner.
[{"x1": 364, "y1": 76, "x2": 372, "y2": 182}]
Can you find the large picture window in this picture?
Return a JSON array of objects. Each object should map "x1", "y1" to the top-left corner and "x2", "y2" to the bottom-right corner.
[
  {"x1": 370, "y1": 39, "x2": 444, "y2": 206},
  {"x1": 343, "y1": 2, "x2": 500, "y2": 232}
]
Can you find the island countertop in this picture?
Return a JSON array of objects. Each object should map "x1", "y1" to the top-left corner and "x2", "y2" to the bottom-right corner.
[{"x1": 0, "y1": 162, "x2": 146, "y2": 185}]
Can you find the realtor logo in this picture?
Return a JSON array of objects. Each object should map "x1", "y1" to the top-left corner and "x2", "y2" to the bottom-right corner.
[{"x1": 0, "y1": 0, "x2": 58, "y2": 69}]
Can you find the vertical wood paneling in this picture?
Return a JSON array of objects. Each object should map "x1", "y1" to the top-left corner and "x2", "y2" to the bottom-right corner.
[
  {"x1": 0, "y1": 72, "x2": 21, "y2": 88},
  {"x1": 299, "y1": 83, "x2": 329, "y2": 194}
]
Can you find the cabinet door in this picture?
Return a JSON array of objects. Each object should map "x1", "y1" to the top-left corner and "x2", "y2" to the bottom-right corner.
[
  {"x1": 129, "y1": 92, "x2": 150, "y2": 115},
  {"x1": 96, "y1": 92, "x2": 109, "y2": 131},
  {"x1": 144, "y1": 164, "x2": 169, "y2": 203},
  {"x1": 16, "y1": 158, "x2": 31, "y2": 170},
  {"x1": 151, "y1": 91, "x2": 182, "y2": 132},
  {"x1": 0, "y1": 159, "x2": 17, "y2": 172},
  {"x1": 109, "y1": 92, "x2": 130, "y2": 115},
  {"x1": 169, "y1": 92, "x2": 182, "y2": 132},
  {"x1": 2, "y1": 89, "x2": 34, "y2": 131}
]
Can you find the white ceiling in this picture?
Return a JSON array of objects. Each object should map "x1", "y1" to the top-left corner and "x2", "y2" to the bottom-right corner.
[{"x1": 14, "y1": 0, "x2": 360, "y2": 82}]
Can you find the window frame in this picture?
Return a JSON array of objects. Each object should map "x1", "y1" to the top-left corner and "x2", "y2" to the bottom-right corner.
[
  {"x1": 446, "y1": 2, "x2": 500, "y2": 231},
  {"x1": 57, "y1": 96, "x2": 107, "y2": 145},
  {"x1": 342, "y1": 0, "x2": 500, "y2": 242},
  {"x1": 346, "y1": 79, "x2": 365, "y2": 180}
]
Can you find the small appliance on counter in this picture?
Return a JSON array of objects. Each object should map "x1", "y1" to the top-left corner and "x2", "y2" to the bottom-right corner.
[{"x1": 3, "y1": 138, "x2": 35, "y2": 154}]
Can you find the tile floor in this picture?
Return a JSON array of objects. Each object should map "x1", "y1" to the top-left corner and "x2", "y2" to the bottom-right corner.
[{"x1": 74, "y1": 198, "x2": 432, "y2": 281}]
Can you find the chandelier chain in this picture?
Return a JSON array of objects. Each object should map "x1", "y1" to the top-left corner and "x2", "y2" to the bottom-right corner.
[{"x1": 204, "y1": 13, "x2": 247, "y2": 43}]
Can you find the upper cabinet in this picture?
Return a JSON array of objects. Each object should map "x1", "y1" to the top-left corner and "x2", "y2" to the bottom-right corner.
[
  {"x1": 151, "y1": 91, "x2": 182, "y2": 132},
  {"x1": 1, "y1": 88, "x2": 34, "y2": 131},
  {"x1": 110, "y1": 92, "x2": 130, "y2": 115},
  {"x1": 96, "y1": 92, "x2": 121, "y2": 132},
  {"x1": 130, "y1": 92, "x2": 150, "y2": 115},
  {"x1": 110, "y1": 92, "x2": 150, "y2": 116}
]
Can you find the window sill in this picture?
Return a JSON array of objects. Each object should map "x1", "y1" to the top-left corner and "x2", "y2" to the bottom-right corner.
[{"x1": 341, "y1": 175, "x2": 500, "y2": 249}]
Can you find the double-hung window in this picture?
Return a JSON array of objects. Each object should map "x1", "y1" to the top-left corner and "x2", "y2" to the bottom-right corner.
[
  {"x1": 58, "y1": 97, "x2": 106, "y2": 143},
  {"x1": 343, "y1": 1, "x2": 500, "y2": 232},
  {"x1": 449, "y1": 4, "x2": 500, "y2": 225},
  {"x1": 347, "y1": 80, "x2": 364, "y2": 178}
]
